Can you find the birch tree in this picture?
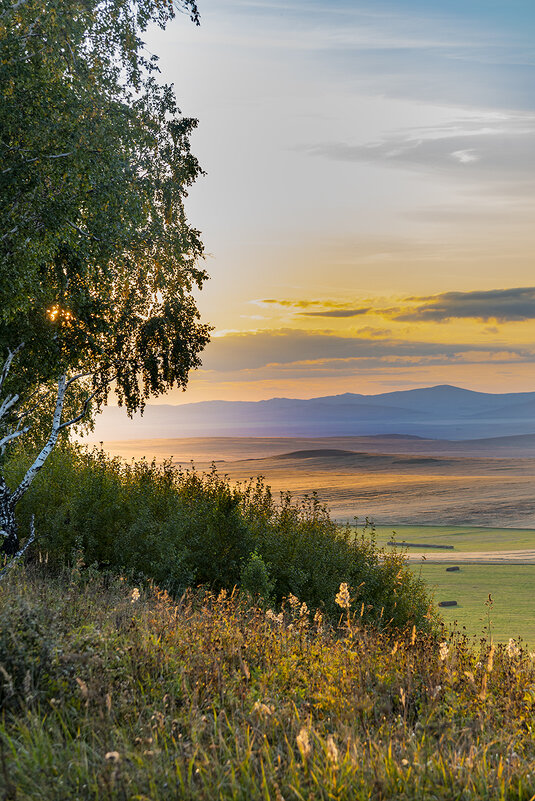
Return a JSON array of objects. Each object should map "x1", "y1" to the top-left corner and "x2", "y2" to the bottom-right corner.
[{"x1": 0, "y1": 0, "x2": 211, "y2": 558}]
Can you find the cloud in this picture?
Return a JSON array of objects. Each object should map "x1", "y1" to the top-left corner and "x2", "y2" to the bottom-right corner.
[
  {"x1": 299, "y1": 308, "x2": 372, "y2": 318},
  {"x1": 304, "y1": 115, "x2": 535, "y2": 189},
  {"x1": 258, "y1": 299, "x2": 330, "y2": 309},
  {"x1": 256, "y1": 288, "x2": 535, "y2": 324},
  {"x1": 256, "y1": 299, "x2": 374, "y2": 317},
  {"x1": 199, "y1": 328, "x2": 535, "y2": 378},
  {"x1": 390, "y1": 287, "x2": 535, "y2": 322},
  {"x1": 451, "y1": 149, "x2": 479, "y2": 164}
]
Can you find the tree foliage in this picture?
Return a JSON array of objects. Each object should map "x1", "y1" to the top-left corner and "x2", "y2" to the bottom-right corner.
[{"x1": 0, "y1": 0, "x2": 210, "y2": 553}]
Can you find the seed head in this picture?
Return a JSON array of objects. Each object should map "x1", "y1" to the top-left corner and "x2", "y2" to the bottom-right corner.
[
  {"x1": 296, "y1": 727, "x2": 312, "y2": 759},
  {"x1": 506, "y1": 638, "x2": 520, "y2": 659},
  {"x1": 335, "y1": 582, "x2": 351, "y2": 610}
]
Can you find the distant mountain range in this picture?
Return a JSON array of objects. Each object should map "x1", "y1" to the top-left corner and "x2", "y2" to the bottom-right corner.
[{"x1": 89, "y1": 385, "x2": 535, "y2": 442}]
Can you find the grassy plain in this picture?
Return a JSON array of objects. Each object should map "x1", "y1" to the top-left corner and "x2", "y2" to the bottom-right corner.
[
  {"x1": 414, "y1": 564, "x2": 535, "y2": 647},
  {"x1": 374, "y1": 523, "x2": 535, "y2": 552},
  {"x1": 3, "y1": 568, "x2": 535, "y2": 800},
  {"x1": 374, "y1": 526, "x2": 535, "y2": 647},
  {"x1": 98, "y1": 438, "x2": 535, "y2": 527}
]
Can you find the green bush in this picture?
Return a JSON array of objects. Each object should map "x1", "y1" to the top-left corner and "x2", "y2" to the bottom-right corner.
[
  {"x1": 6, "y1": 444, "x2": 432, "y2": 629},
  {"x1": 240, "y1": 550, "x2": 275, "y2": 603}
]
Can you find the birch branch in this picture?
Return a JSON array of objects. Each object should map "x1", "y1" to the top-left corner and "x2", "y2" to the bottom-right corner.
[
  {"x1": 66, "y1": 220, "x2": 101, "y2": 241},
  {"x1": 11, "y1": 374, "x2": 67, "y2": 504},
  {"x1": 58, "y1": 388, "x2": 100, "y2": 430},
  {"x1": 0, "y1": 343, "x2": 24, "y2": 395},
  {"x1": 0, "y1": 426, "x2": 30, "y2": 455},
  {"x1": 0, "y1": 393, "x2": 19, "y2": 423},
  {"x1": 0, "y1": 516, "x2": 35, "y2": 582}
]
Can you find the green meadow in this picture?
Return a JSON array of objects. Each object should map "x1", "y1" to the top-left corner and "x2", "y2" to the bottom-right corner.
[
  {"x1": 364, "y1": 524, "x2": 535, "y2": 648},
  {"x1": 414, "y1": 563, "x2": 535, "y2": 648},
  {"x1": 375, "y1": 524, "x2": 535, "y2": 552}
]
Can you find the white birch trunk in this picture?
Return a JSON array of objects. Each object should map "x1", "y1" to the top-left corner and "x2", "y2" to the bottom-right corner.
[{"x1": 0, "y1": 362, "x2": 96, "y2": 557}]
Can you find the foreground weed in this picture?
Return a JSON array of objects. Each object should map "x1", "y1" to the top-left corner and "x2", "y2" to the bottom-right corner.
[{"x1": 1, "y1": 569, "x2": 535, "y2": 799}]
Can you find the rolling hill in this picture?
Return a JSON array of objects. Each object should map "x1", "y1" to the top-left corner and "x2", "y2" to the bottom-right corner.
[{"x1": 89, "y1": 384, "x2": 535, "y2": 441}]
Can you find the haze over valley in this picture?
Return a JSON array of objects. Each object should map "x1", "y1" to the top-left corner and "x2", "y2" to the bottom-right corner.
[
  {"x1": 92, "y1": 384, "x2": 535, "y2": 441},
  {"x1": 87, "y1": 384, "x2": 535, "y2": 529}
]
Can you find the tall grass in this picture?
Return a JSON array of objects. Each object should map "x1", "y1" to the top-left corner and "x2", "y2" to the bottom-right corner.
[
  {"x1": 6, "y1": 444, "x2": 431, "y2": 628},
  {"x1": 1, "y1": 568, "x2": 534, "y2": 800}
]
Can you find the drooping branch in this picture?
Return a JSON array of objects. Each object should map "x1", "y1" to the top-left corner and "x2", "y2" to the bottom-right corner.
[
  {"x1": 58, "y1": 387, "x2": 100, "y2": 431},
  {"x1": 0, "y1": 426, "x2": 31, "y2": 456},
  {"x1": 0, "y1": 393, "x2": 20, "y2": 423}
]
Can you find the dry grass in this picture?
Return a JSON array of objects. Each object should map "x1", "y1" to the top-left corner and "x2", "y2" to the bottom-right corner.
[
  {"x1": 2, "y1": 567, "x2": 535, "y2": 800},
  {"x1": 94, "y1": 438, "x2": 535, "y2": 527}
]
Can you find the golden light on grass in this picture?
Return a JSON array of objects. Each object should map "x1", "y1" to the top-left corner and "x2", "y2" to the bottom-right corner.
[
  {"x1": 3, "y1": 566, "x2": 535, "y2": 798},
  {"x1": 335, "y1": 582, "x2": 350, "y2": 610}
]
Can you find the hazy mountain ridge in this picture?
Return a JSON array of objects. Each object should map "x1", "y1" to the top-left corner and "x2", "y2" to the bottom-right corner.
[{"x1": 91, "y1": 385, "x2": 535, "y2": 441}]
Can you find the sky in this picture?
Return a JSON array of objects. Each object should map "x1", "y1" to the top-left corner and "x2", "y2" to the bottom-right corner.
[{"x1": 145, "y1": 0, "x2": 535, "y2": 402}]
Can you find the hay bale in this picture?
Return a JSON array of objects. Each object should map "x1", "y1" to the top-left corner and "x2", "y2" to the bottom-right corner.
[
  {"x1": 446, "y1": 566, "x2": 460, "y2": 572},
  {"x1": 438, "y1": 600, "x2": 458, "y2": 607}
]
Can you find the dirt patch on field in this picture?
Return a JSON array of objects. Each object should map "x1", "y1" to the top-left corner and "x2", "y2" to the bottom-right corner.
[{"x1": 405, "y1": 550, "x2": 535, "y2": 564}]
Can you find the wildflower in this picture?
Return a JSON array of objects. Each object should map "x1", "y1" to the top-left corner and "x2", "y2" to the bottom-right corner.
[
  {"x1": 299, "y1": 602, "x2": 309, "y2": 617},
  {"x1": 296, "y1": 727, "x2": 312, "y2": 759},
  {"x1": 314, "y1": 609, "x2": 323, "y2": 629},
  {"x1": 335, "y1": 582, "x2": 351, "y2": 610},
  {"x1": 131, "y1": 588, "x2": 140, "y2": 603},
  {"x1": 326, "y1": 734, "x2": 339, "y2": 765},
  {"x1": 506, "y1": 638, "x2": 521, "y2": 659},
  {"x1": 105, "y1": 751, "x2": 121, "y2": 762},
  {"x1": 266, "y1": 609, "x2": 283, "y2": 626},
  {"x1": 439, "y1": 641, "x2": 449, "y2": 662},
  {"x1": 274, "y1": 783, "x2": 286, "y2": 801},
  {"x1": 287, "y1": 593, "x2": 299, "y2": 608},
  {"x1": 252, "y1": 701, "x2": 273, "y2": 717},
  {"x1": 217, "y1": 588, "x2": 227, "y2": 602}
]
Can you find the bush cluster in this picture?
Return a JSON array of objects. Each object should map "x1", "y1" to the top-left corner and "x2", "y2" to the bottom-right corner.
[{"x1": 6, "y1": 444, "x2": 431, "y2": 628}]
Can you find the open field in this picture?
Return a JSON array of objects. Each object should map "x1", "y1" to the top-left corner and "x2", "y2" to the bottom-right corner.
[
  {"x1": 97, "y1": 437, "x2": 535, "y2": 527},
  {"x1": 381, "y1": 527, "x2": 535, "y2": 645},
  {"x1": 374, "y1": 524, "x2": 535, "y2": 554},
  {"x1": 414, "y1": 564, "x2": 535, "y2": 647}
]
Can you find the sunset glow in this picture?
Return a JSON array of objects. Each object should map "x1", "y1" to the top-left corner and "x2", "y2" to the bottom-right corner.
[{"x1": 146, "y1": 0, "x2": 535, "y2": 402}]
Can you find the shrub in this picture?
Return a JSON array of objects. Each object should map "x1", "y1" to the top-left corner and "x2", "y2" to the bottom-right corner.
[
  {"x1": 240, "y1": 550, "x2": 275, "y2": 602},
  {"x1": 6, "y1": 443, "x2": 432, "y2": 629}
]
